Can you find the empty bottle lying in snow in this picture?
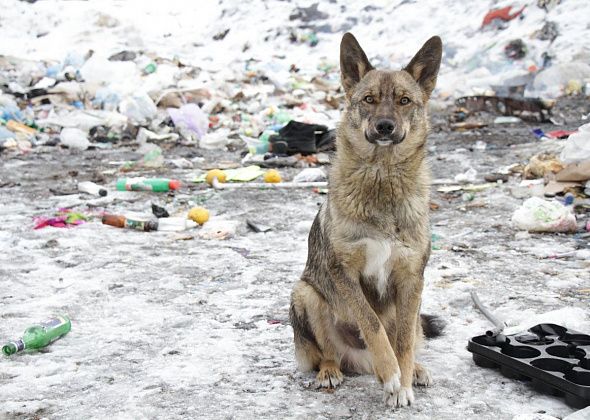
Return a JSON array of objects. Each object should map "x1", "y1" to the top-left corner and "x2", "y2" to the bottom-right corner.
[
  {"x1": 102, "y1": 214, "x2": 158, "y2": 231},
  {"x1": 2, "y1": 315, "x2": 71, "y2": 356},
  {"x1": 116, "y1": 177, "x2": 180, "y2": 192},
  {"x1": 78, "y1": 181, "x2": 107, "y2": 197}
]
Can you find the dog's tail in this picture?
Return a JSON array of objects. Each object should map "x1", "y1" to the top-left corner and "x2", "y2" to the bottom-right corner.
[{"x1": 420, "y1": 314, "x2": 446, "y2": 338}]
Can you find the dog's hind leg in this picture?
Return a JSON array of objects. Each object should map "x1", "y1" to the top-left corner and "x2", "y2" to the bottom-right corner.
[{"x1": 290, "y1": 280, "x2": 344, "y2": 389}]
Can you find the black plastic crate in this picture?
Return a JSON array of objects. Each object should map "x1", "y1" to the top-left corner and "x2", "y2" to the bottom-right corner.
[{"x1": 467, "y1": 323, "x2": 590, "y2": 408}]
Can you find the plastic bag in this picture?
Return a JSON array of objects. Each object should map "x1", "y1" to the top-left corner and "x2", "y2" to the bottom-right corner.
[
  {"x1": 167, "y1": 104, "x2": 208, "y2": 139},
  {"x1": 560, "y1": 123, "x2": 590, "y2": 164},
  {"x1": 512, "y1": 197, "x2": 577, "y2": 233},
  {"x1": 119, "y1": 92, "x2": 157, "y2": 124},
  {"x1": 60, "y1": 128, "x2": 90, "y2": 150}
]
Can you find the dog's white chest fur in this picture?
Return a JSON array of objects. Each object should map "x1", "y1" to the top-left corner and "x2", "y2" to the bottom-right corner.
[
  {"x1": 362, "y1": 238, "x2": 416, "y2": 297},
  {"x1": 362, "y1": 239, "x2": 392, "y2": 297}
]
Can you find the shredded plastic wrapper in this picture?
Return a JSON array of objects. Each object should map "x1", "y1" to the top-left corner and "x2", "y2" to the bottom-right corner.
[{"x1": 511, "y1": 197, "x2": 577, "y2": 233}]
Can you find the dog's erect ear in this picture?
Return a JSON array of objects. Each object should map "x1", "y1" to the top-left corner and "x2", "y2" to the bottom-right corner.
[
  {"x1": 340, "y1": 33, "x2": 374, "y2": 95},
  {"x1": 404, "y1": 36, "x2": 442, "y2": 99}
]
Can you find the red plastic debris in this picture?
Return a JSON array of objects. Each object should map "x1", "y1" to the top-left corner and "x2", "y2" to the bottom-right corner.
[
  {"x1": 482, "y1": 6, "x2": 526, "y2": 28},
  {"x1": 547, "y1": 130, "x2": 577, "y2": 139}
]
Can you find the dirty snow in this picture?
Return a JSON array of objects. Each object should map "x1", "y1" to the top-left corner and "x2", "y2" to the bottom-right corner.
[{"x1": 1, "y1": 0, "x2": 590, "y2": 419}]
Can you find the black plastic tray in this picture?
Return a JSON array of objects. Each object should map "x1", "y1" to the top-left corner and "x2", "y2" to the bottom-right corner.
[{"x1": 467, "y1": 323, "x2": 590, "y2": 408}]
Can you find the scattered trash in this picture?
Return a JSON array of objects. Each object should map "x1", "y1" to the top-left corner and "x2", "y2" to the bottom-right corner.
[
  {"x1": 437, "y1": 183, "x2": 496, "y2": 193},
  {"x1": 504, "y1": 39, "x2": 527, "y2": 60},
  {"x1": 512, "y1": 197, "x2": 577, "y2": 233},
  {"x1": 247, "y1": 219, "x2": 271, "y2": 233},
  {"x1": 524, "y1": 153, "x2": 565, "y2": 179},
  {"x1": 205, "y1": 169, "x2": 227, "y2": 185},
  {"x1": 188, "y1": 207, "x2": 209, "y2": 225},
  {"x1": 168, "y1": 103, "x2": 209, "y2": 140},
  {"x1": 535, "y1": 21, "x2": 559, "y2": 42},
  {"x1": 450, "y1": 122, "x2": 487, "y2": 131},
  {"x1": 200, "y1": 166, "x2": 266, "y2": 184},
  {"x1": 120, "y1": 145, "x2": 165, "y2": 172},
  {"x1": 116, "y1": 177, "x2": 181, "y2": 192},
  {"x1": 268, "y1": 120, "x2": 335, "y2": 155},
  {"x1": 2, "y1": 315, "x2": 71, "y2": 356},
  {"x1": 263, "y1": 169, "x2": 282, "y2": 183},
  {"x1": 494, "y1": 116, "x2": 521, "y2": 124},
  {"x1": 511, "y1": 179, "x2": 545, "y2": 198},
  {"x1": 78, "y1": 181, "x2": 107, "y2": 197},
  {"x1": 151, "y1": 203, "x2": 170, "y2": 218},
  {"x1": 60, "y1": 127, "x2": 90, "y2": 150},
  {"x1": 197, "y1": 220, "x2": 239, "y2": 240},
  {"x1": 556, "y1": 160, "x2": 590, "y2": 182},
  {"x1": 157, "y1": 217, "x2": 198, "y2": 232},
  {"x1": 293, "y1": 168, "x2": 327, "y2": 183},
  {"x1": 560, "y1": 123, "x2": 590, "y2": 164},
  {"x1": 531, "y1": 128, "x2": 575, "y2": 140},
  {"x1": 34, "y1": 209, "x2": 90, "y2": 229},
  {"x1": 455, "y1": 96, "x2": 555, "y2": 122},
  {"x1": 454, "y1": 167, "x2": 478, "y2": 184},
  {"x1": 102, "y1": 213, "x2": 158, "y2": 231},
  {"x1": 481, "y1": 6, "x2": 525, "y2": 29}
]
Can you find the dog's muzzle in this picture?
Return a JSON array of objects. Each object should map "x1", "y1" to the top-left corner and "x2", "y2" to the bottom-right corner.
[{"x1": 365, "y1": 129, "x2": 406, "y2": 146}]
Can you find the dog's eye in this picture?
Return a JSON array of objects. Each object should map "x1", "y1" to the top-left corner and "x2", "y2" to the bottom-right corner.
[
  {"x1": 400, "y1": 97, "x2": 411, "y2": 105},
  {"x1": 364, "y1": 95, "x2": 375, "y2": 104}
]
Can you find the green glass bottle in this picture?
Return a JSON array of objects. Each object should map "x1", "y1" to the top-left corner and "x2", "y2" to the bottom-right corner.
[{"x1": 2, "y1": 315, "x2": 71, "y2": 356}]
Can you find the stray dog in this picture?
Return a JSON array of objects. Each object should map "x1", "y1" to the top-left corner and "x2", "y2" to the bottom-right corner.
[{"x1": 289, "y1": 33, "x2": 443, "y2": 408}]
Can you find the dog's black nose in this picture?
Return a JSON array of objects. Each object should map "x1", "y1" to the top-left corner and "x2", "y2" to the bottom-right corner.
[{"x1": 375, "y1": 119, "x2": 395, "y2": 135}]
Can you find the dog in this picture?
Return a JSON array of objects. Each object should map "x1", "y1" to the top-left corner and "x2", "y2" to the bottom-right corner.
[{"x1": 289, "y1": 32, "x2": 443, "y2": 408}]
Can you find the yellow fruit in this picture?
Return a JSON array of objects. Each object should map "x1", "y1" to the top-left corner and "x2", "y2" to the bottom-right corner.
[
  {"x1": 188, "y1": 207, "x2": 210, "y2": 225},
  {"x1": 263, "y1": 169, "x2": 282, "y2": 183},
  {"x1": 206, "y1": 169, "x2": 227, "y2": 185}
]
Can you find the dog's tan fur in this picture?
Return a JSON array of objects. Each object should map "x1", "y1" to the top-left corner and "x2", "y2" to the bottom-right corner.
[{"x1": 289, "y1": 33, "x2": 443, "y2": 408}]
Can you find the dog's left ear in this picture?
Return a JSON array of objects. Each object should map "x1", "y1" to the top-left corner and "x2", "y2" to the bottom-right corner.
[{"x1": 404, "y1": 36, "x2": 442, "y2": 99}]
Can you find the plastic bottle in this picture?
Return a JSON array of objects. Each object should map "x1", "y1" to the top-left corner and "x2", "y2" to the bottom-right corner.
[
  {"x1": 156, "y1": 217, "x2": 198, "y2": 231},
  {"x1": 102, "y1": 214, "x2": 158, "y2": 231},
  {"x1": 78, "y1": 181, "x2": 107, "y2": 197},
  {"x1": 116, "y1": 178, "x2": 180, "y2": 192},
  {"x1": 2, "y1": 315, "x2": 71, "y2": 356}
]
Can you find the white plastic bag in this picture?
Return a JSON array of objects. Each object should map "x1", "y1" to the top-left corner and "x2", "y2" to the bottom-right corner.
[
  {"x1": 560, "y1": 123, "x2": 590, "y2": 164},
  {"x1": 511, "y1": 197, "x2": 576, "y2": 233},
  {"x1": 60, "y1": 128, "x2": 90, "y2": 150}
]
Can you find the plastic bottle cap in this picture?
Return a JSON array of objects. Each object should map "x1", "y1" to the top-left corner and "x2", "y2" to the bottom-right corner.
[{"x1": 168, "y1": 180, "x2": 181, "y2": 190}]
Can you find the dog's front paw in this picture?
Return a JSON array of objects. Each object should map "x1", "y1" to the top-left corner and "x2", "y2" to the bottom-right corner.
[
  {"x1": 384, "y1": 385, "x2": 414, "y2": 408},
  {"x1": 413, "y1": 363, "x2": 433, "y2": 387},
  {"x1": 315, "y1": 361, "x2": 343, "y2": 389},
  {"x1": 382, "y1": 372, "x2": 404, "y2": 406}
]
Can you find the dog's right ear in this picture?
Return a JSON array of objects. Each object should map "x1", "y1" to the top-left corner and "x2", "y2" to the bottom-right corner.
[{"x1": 340, "y1": 33, "x2": 373, "y2": 95}]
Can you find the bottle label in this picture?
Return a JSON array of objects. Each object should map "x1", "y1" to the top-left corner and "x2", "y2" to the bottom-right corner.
[
  {"x1": 125, "y1": 219, "x2": 148, "y2": 230},
  {"x1": 40, "y1": 316, "x2": 67, "y2": 330},
  {"x1": 11, "y1": 339, "x2": 25, "y2": 352}
]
